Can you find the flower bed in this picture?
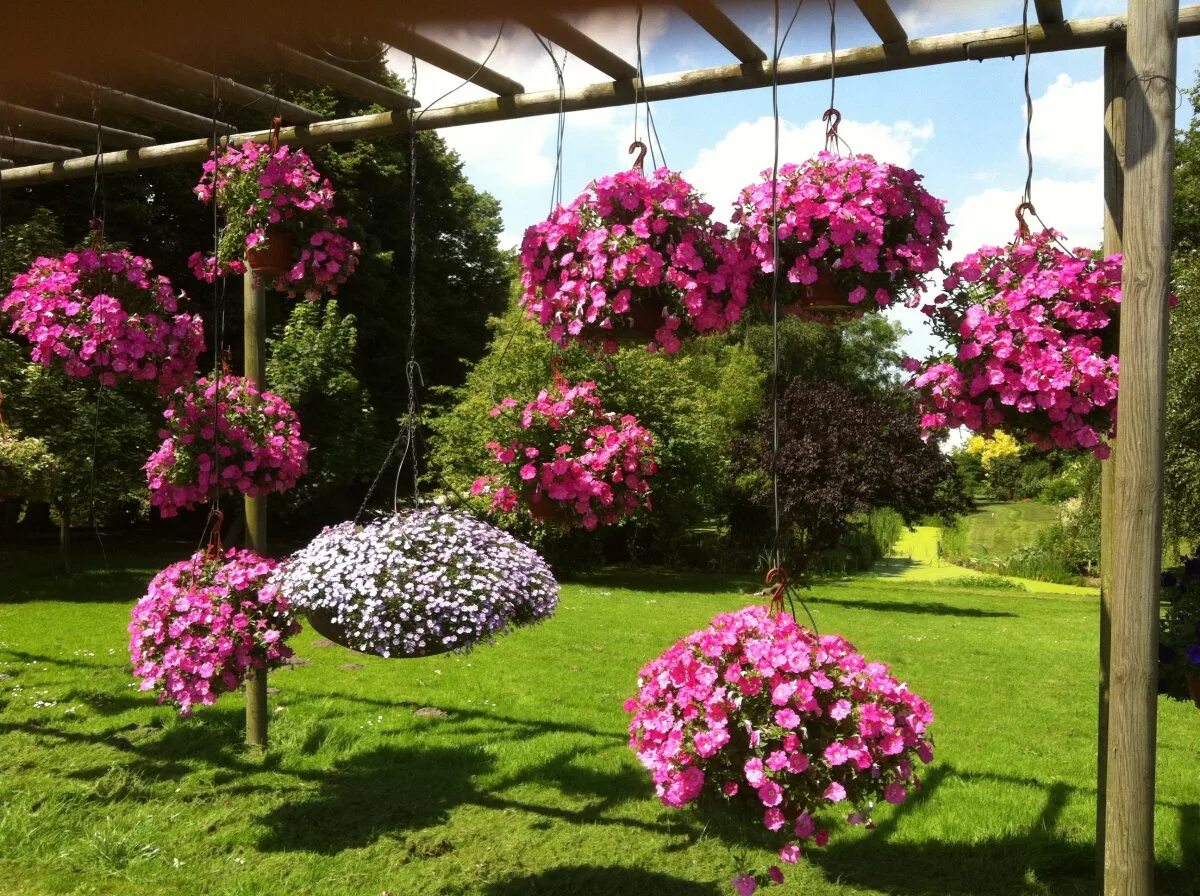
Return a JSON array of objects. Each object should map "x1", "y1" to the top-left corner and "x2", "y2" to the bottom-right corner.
[
  {"x1": 271, "y1": 507, "x2": 559, "y2": 658},
  {"x1": 144, "y1": 375, "x2": 309, "y2": 517},
  {"x1": 911, "y1": 228, "x2": 1123, "y2": 457},
  {"x1": 626, "y1": 604, "x2": 933, "y2": 890},
  {"x1": 2, "y1": 248, "x2": 205, "y2": 392},
  {"x1": 519, "y1": 167, "x2": 755, "y2": 353},
  {"x1": 189, "y1": 141, "x2": 359, "y2": 300},
  {"x1": 731, "y1": 153, "x2": 949, "y2": 315},
  {"x1": 129, "y1": 547, "x2": 300, "y2": 716},
  {"x1": 471, "y1": 379, "x2": 656, "y2": 530}
]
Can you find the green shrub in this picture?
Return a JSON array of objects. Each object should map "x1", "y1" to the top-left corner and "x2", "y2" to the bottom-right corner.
[
  {"x1": 0, "y1": 433, "x2": 59, "y2": 502},
  {"x1": 939, "y1": 575, "x2": 1027, "y2": 591}
]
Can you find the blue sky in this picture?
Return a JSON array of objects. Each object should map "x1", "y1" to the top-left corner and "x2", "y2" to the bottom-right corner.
[{"x1": 389, "y1": 1, "x2": 1200, "y2": 358}]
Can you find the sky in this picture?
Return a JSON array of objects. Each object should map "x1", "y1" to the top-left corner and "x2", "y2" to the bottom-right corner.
[{"x1": 386, "y1": 0, "x2": 1200, "y2": 360}]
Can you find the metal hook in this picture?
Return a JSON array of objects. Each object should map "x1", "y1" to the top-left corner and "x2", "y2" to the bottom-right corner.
[
  {"x1": 268, "y1": 115, "x2": 282, "y2": 152},
  {"x1": 765, "y1": 566, "x2": 789, "y2": 613},
  {"x1": 628, "y1": 140, "x2": 648, "y2": 172},
  {"x1": 1015, "y1": 201, "x2": 1037, "y2": 240}
]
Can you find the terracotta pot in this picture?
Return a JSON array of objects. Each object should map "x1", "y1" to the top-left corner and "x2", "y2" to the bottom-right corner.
[
  {"x1": 245, "y1": 225, "x2": 295, "y2": 276},
  {"x1": 305, "y1": 608, "x2": 453, "y2": 660},
  {"x1": 796, "y1": 270, "x2": 853, "y2": 314},
  {"x1": 1187, "y1": 672, "x2": 1200, "y2": 709}
]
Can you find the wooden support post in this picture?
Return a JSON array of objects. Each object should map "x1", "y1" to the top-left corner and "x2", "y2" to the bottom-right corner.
[
  {"x1": 1104, "y1": 1, "x2": 1177, "y2": 893},
  {"x1": 243, "y1": 273, "x2": 269, "y2": 749},
  {"x1": 1097, "y1": 40, "x2": 1126, "y2": 885}
]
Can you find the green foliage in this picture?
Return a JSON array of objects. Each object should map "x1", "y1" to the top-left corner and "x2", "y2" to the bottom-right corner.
[
  {"x1": 266, "y1": 301, "x2": 381, "y2": 522},
  {"x1": 937, "y1": 574, "x2": 1028, "y2": 591},
  {"x1": 1166, "y1": 251, "x2": 1200, "y2": 550},
  {"x1": 0, "y1": 431, "x2": 59, "y2": 502}
]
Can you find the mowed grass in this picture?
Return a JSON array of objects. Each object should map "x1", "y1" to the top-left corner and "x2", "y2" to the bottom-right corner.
[
  {"x1": 942, "y1": 501, "x2": 1060, "y2": 560},
  {"x1": 1, "y1": 543, "x2": 1199, "y2": 896}
]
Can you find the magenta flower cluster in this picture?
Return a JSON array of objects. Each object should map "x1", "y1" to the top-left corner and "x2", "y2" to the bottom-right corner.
[
  {"x1": 188, "y1": 140, "x2": 360, "y2": 300},
  {"x1": 128, "y1": 547, "x2": 301, "y2": 716},
  {"x1": 731, "y1": 152, "x2": 949, "y2": 312},
  {"x1": 471, "y1": 379, "x2": 657, "y2": 530},
  {"x1": 519, "y1": 167, "x2": 756, "y2": 354},
  {"x1": 2, "y1": 248, "x2": 205, "y2": 392},
  {"x1": 625, "y1": 604, "x2": 934, "y2": 890},
  {"x1": 144, "y1": 375, "x2": 309, "y2": 517},
  {"x1": 910, "y1": 228, "x2": 1123, "y2": 457}
]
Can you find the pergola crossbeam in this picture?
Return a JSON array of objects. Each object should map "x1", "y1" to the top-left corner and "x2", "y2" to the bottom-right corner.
[
  {"x1": 266, "y1": 42, "x2": 419, "y2": 109},
  {"x1": 48, "y1": 72, "x2": 237, "y2": 135},
  {"x1": 4, "y1": 5, "x2": 1199, "y2": 187},
  {"x1": 519, "y1": 12, "x2": 639, "y2": 81},
  {"x1": 378, "y1": 23, "x2": 525, "y2": 96},
  {"x1": 677, "y1": 0, "x2": 767, "y2": 64},
  {"x1": 0, "y1": 100, "x2": 154, "y2": 148},
  {"x1": 1034, "y1": 0, "x2": 1066, "y2": 26},
  {"x1": 141, "y1": 53, "x2": 324, "y2": 124},
  {"x1": 0, "y1": 133, "x2": 83, "y2": 160},
  {"x1": 853, "y1": 0, "x2": 908, "y2": 46}
]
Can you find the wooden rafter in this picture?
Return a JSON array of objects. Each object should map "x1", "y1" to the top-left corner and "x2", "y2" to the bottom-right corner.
[
  {"x1": 48, "y1": 72, "x2": 237, "y2": 134},
  {"x1": 676, "y1": 0, "x2": 767, "y2": 64},
  {"x1": 4, "y1": 5, "x2": 1200, "y2": 187},
  {"x1": 140, "y1": 53, "x2": 324, "y2": 124},
  {"x1": 0, "y1": 133, "x2": 83, "y2": 160},
  {"x1": 377, "y1": 22, "x2": 525, "y2": 96},
  {"x1": 265, "y1": 41, "x2": 419, "y2": 109},
  {"x1": 0, "y1": 100, "x2": 154, "y2": 148},
  {"x1": 1034, "y1": 0, "x2": 1065, "y2": 26},
  {"x1": 518, "y1": 12, "x2": 639, "y2": 81},
  {"x1": 853, "y1": 0, "x2": 908, "y2": 45}
]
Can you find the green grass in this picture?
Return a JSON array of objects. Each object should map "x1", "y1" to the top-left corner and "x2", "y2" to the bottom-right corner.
[
  {"x1": 1, "y1": 542, "x2": 1199, "y2": 896},
  {"x1": 942, "y1": 501, "x2": 1060, "y2": 562}
]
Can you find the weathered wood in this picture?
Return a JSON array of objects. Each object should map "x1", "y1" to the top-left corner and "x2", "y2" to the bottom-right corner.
[
  {"x1": 677, "y1": 0, "x2": 767, "y2": 64},
  {"x1": 0, "y1": 158, "x2": 13, "y2": 169},
  {"x1": 377, "y1": 23, "x2": 524, "y2": 95},
  {"x1": 141, "y1": 53, "x2": 323, "y2": 123},
  {"x1": 1035, "y1": 0, "x2": 1066, "y2": 27},
  {"x1": 1104, "y1": 1, "x2": 1177, "y2": 893},
  {"x1": 1097, "y1": 39, "x2": 1126, "y2": 888},
  {"x1": 243, "y1": 273, "x2": 269, "y2": 749},
  {"x1": 519, "y1": 11, "x2": 639, "y2": 81},
  {"x1": 4, "y1": 6, "x2": 1200, "y2": 187},
  {"x1": 0, "y1": 133, "x2": 82, "y2": 160},
  {"x1": 267, "y1": 42, "x2": 418, "y2": 109},
  {"x1": 853, "y1": 0, "x2": 908, "y2": 45},
  {"x1": 0, "y1": 100, "x2": 154, "y2": 148},
  {"x1": 49, "y1": 72, "x2": 237, "y2": 134}
]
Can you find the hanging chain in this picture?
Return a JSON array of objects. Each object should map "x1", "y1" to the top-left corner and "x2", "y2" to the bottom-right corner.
[
  {"x1": 397, "y1": 55, "x2": 423, "y2": 509},
  {"x1": 1017, "y1": 0, "x2": 1037, "y2": 239}
]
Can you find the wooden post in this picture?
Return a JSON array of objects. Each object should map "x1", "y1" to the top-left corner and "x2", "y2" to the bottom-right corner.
[
  {"x1": 1097, "y1": 40, "x2": 1126, "y2": 884},
  {"x1": 1104, "y1": 1, "x2": 1177, "y2": 893},
  {"x1": 243, "y1": 273, "x2": 269, "y2": 749}
]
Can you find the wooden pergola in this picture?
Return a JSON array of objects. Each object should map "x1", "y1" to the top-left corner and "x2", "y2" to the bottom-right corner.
[{"x1": 0, "y1": 2, "x2": 1186, "y2": 894}]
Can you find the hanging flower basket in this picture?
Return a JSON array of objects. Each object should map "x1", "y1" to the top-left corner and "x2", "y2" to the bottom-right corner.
[
  {"x1": 1160, "y1": 553, "x2": 1200, "y2": 707},
  {"x1": 2, "y1": 247, "x2": 205, "y2": 392},
  {"x1": 910, "y1": 227, "x2": 1124, "y2": 457},
  {"x1": 519, "y1": 166, "x2": 755, "y2": 354},
  {"x1": 129, "y1": 547, "x2": 301, "y2": 716},
  {"x1": 626, "y1": 605, "x2": 934, "y2": 890},
  {"x1": 471, "y1": 379, "x2": 657, "y2": 530},
  {"x1": 188, "y1": 140, "x2": 360, "y2": 300},
  {"x1": 731, "y1": 152, "x2": 949, "y2": 319},
  {"x1": 144, "y1": 375, "x2": 309, "y2": 517},
  {"x1": 270, "y1": 507, "x2": 559, "y2": 659}
]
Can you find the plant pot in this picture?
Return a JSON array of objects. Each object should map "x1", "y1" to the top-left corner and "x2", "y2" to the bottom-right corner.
[
  {"x1": 627, "y1": 301, "x2": 665, "y2": 340},
  {"x1": 527, "y1": 496, "x2": 576, "y2": 527},
  {"x1": 245, "y1": 225, "x2": 295, "y2": 276},
  {"x1": 796, "y1": 270, "x2": 852, "y2": 313},
  {"x1": 305, "y1": 608, "x2": 452, "y2": 660},
  {"x1": 1186, "y1": 672, "x2": 1200, "y2": 709}
]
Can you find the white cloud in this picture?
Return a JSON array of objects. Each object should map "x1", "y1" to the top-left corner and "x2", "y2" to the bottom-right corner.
[
  {"x1": 1028, "y1": 74, "x2": 1103, "y2": 173},
  {"x1": 887, "y1": 0, "x2": 1012, "y2": 34},
  {"x1": 685, "y1": 115, "x2": 935, "y2": 222},
  {"x1": 949, "y1": 178, "x2": 1103, "y2": 261}
]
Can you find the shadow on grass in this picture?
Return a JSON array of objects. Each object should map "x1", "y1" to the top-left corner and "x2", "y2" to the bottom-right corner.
[
  {"x1": 865, "y1": 557, "x2": 920, "y2": 578},
  {"x1": 0, "y1": 544, "x2": 182, "y2": 605},
  {"x1": 806, "y1": 593, "x2": 1017, "y2": 619},
  {"x1": 483, "y1": 865, "x2": 720, "y2": 896},
  {"x1": 572, "y1": 566, "x2": 757, "y2": 596}
]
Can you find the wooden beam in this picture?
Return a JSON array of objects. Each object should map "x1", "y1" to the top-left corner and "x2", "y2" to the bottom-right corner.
[
  {"x1": 48, "y1": 72, "x2": 237, "y2": 134},
  {"x1": 1103, "y1": 0, "x2": 1177, "y2": 893},
  {"x1": 0, "y1": 158, "x2": 14, "y2": 169},
  {"x1": 677, "y1": 0, "x2": 767, "y2": 64},
  {"x1": 1096, "y1": 39, "x2": 1126, "y2": 890},
  {"x1": 267, "y1": 42, "x2": 418, "y2": 109},
  {"x1": 377, "y1": 23, "x2": 524, "y2": 96},
  {"x1": 1034, "y1": 0, "x2": 1066, "y2": 27},
  {"x1": 141, "y1": 53, "x2": 323, "y2": 124},
  {"x1": 5, "y1": 6, "x2": 1200, "y2": 187},
  {"x1": 0, "y1": 100, "x2": 154, "y2": 148},
  {"x1": 853, "y1": 0, "x2": 908, "y2": 45},
  {"x1": 0, "y1": 133, "x2": 82, "y2": 160},
  {"x1": 519, "y1": 12, "x2": 639, "y2": 81}
]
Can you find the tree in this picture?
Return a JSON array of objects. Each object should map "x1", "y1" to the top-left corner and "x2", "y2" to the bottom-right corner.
[{"x1": 1166, "y1": 251, "x2": 1200, "y2": 551}]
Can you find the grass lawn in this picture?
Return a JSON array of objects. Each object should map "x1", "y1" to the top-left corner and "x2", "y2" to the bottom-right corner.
[
  {"x1": 943, "y1": 501, "x2": 1061, "y2": 562},
  {"x1": 1, "y1": 542, "x2": 1198, "y2": 896}
]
